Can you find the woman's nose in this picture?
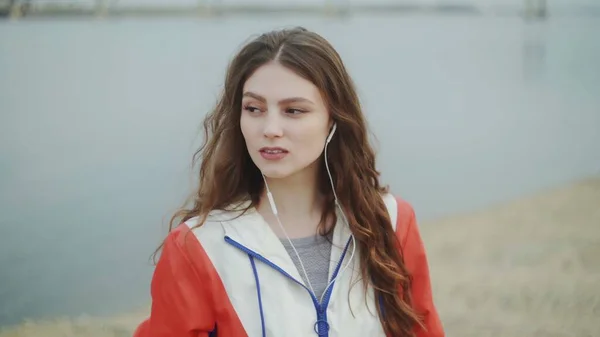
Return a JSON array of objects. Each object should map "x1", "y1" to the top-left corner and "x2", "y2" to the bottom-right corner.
[{"x1": 263, "y1": 112, "x2": 283, "y2": 138}]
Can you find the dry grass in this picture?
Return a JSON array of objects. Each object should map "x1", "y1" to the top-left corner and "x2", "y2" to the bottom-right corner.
[
  {"x1": 0, "y1": 311, "x2": 147, "y2": 337},
  {"x1": 423, "y1": 177, "x2": 600, "y2": 337},
  {"x1": 1, "y1": 177, "x2": 599, "y2": 337}
]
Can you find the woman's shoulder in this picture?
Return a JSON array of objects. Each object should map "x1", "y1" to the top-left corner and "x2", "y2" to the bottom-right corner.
[
  {"x1": 161, "y1": 222, "x2": 210, "y2": 264},
  {"x1": 380, "y1": 192, "x2": 417, "y2": 232},
  {"x1": 380, "y1": 192, "x2": 423, "y2": 251},
  {"x1": 159, "y1": 205, "x2": 247, "y2": 263}
]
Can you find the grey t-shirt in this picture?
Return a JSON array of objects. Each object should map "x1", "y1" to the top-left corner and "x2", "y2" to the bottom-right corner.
[{"x1": 280, "y1": 234, "x2": 333, "y2": 301}]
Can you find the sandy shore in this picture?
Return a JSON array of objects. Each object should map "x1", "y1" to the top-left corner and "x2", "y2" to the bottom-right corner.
[
  {"x1": 422, "y1": 176, "x2": 600, "y2": 337},
  {"x1": 1, "y1": 176, "x2": 599, "y2": 337}
]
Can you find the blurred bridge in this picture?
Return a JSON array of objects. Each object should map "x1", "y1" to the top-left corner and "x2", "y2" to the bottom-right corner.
[{"x1": 0, "y1": 0, "x2": 566, "y2": 20}]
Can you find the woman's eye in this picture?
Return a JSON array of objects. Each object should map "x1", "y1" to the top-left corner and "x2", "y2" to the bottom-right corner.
[
  {"x1": 286, "y1": 108, "x2": 305, "y2": 115},
  {"x1": 243, "y1": 105, "x2": 260, "y2": 113}
]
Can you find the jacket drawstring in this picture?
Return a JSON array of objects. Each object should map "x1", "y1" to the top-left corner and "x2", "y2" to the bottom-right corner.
[{"x1": 249, "y1": 255, "x2": 267, "y2": 337}]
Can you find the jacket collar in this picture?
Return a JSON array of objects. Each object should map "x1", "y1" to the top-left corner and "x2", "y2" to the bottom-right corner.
[{"x1": 211, "y1": 200, "x2": 354, "y2": 287}]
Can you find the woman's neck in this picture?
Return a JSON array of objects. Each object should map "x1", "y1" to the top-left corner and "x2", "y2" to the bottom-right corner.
[{"x1": 258, "y1": 170, "x2": 325, "y2": 238}]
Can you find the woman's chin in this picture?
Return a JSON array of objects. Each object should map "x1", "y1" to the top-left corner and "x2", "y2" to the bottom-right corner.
[{"x1": 259, "y1": 168, "x2": 292, "y2": 180}]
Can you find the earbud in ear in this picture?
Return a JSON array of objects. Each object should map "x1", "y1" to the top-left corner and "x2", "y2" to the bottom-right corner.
[{"x1": 326, "y1": 123, "x2": 337, "y2": 144}]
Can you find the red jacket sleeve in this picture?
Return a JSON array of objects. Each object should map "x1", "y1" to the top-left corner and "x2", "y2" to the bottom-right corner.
[
  {"x1": 395, "y1": 197, "x2": 445, "y2": 337},
  {"x1": 133, "y1": 225, "x2": 216, "y2": 337}
]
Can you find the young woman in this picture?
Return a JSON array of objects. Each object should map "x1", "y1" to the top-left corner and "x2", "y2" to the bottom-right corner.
[{"x1": 134, "y1": 26, "x2": 444, "y2": 337}]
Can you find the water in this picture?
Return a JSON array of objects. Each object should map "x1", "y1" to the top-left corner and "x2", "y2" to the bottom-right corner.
[{"x1": 0, "y1": 13, "x2": 599, "y2": 327}]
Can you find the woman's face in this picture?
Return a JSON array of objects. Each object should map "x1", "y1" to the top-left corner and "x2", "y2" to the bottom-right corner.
[{"x1": 240, "y1": 61, "x2": 332, "y2": 181}]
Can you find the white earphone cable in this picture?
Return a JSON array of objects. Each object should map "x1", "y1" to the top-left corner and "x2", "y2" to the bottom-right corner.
[
  {"x1": 262, "y1": 123, "x2": 356, "y2": 304},
  {"x1": 263, "y1": 177, "x2": 317, "y2": 297},
  {"x1": 319, "y1": 134, "x2": 356, "y2": 303}
]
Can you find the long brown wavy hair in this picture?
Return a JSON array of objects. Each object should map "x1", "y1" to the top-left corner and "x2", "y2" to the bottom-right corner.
[{"x1": 156, "y1": 26, "x2": 423, "y2": 337}]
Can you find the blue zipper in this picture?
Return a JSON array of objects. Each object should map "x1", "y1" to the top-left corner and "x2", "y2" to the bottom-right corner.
[{"x1": 224, "y1": 235, "x2": 352, "y2": 336}]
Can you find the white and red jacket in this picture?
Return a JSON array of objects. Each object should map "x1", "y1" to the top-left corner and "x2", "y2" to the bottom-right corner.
[{"x1": 134, "y1": 193, "x2": 445, "y2": 337}]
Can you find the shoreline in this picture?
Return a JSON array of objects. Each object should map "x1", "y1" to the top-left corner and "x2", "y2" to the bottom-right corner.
[{"x1": 1, "y1": 176, "x2": 599, "y2": 336}]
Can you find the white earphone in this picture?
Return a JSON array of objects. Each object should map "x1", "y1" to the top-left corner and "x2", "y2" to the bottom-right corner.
[
  {"x1": 263, "y1": 120, "x2": 356, "y2": 303},
  {"x1": 326, "y1": 122, "x2": 337, "y2": 144}
]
